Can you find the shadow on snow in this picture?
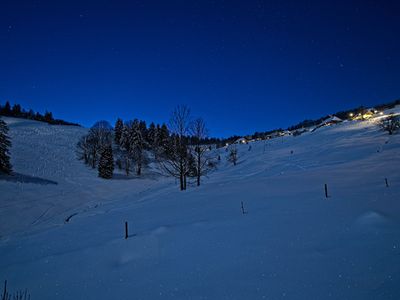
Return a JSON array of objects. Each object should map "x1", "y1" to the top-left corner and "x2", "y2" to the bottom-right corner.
[{"x1": 0, "y1": 172, "x2": 58, "y2": 185}]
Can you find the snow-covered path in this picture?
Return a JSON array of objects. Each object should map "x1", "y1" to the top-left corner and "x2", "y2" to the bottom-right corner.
[{"x1": 1, "y1": 112, "x2": 400, "y2": 299}]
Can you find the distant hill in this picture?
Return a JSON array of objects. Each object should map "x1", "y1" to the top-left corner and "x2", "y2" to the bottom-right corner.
[{"x1": 0, "y1": 101, "x2": 80, "y2": 126}]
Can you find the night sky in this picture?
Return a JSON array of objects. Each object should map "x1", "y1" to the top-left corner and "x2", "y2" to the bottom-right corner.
[{"x1": 1, "y1": 0, "x2": 399, "y2": 137}]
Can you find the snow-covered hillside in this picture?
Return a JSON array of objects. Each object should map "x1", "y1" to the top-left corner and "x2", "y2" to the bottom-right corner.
[
  {"x1": 0, "y1": 117, "x2": 172, "y2": 238},
  {"x1": 1, "y1": 109, "x2": 400, "y2": 300}
]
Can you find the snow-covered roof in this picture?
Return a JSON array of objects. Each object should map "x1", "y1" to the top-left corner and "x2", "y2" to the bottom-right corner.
[
  {"x1": 322, "y1": 115, "x2": 342, "y2": 124},
  {"x1": 234, "y1": 137, "x2": 247, "y2": 144}
]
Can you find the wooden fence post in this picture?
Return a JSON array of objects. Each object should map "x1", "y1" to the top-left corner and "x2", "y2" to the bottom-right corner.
[
  {"x1": 241, "y1": 201, "x2": 246, "y2": 214},
  {"x1": 125, "y1": 221, "x2": 128, "y2": 239}
]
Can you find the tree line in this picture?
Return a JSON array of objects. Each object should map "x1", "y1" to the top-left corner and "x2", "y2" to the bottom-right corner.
[
  {"x1": 0, "y1": 101, "x2": 80, "y2": 126},
  {"x1": 77, "y1": 105, "x2": 217, "y2": 190},
  {"x1": 2, "y1": 98, "x2": 399, "y2": 179}
]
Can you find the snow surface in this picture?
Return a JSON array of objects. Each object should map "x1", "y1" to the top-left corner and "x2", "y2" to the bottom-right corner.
[{"x1": 1, "y1": 110, "x2": 400, "y2": 299}]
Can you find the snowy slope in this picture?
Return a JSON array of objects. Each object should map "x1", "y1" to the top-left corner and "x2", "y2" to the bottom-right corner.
[
  {"x1": 1, "y1": 109, "x2": 400, "y2": 300},
  {"x1": 0, "y1": 117, "x2": 173, "y2": 238}
]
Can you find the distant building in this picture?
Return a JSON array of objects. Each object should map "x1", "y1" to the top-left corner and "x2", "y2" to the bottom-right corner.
[
  {"x1": 321, "y1": 115, "x2": 343, "y2": 126},
  {"x1": 352, "y1": 108, "x2": 377, "y2": 120},
  {"x1": 234, "y1": 137, "x2": 248, "y2": 144},
  {"x1": 312, "y1": 115, "x2": 343, "y2": 131}
]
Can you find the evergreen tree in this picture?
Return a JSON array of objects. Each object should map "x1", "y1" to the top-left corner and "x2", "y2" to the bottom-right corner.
[
  {"x1": 139, "y1": 120, "x2": 148, "y2": 144},
  {"x1": 35, "y1": 112, "x2": 43, "y2": 121},
  {"x1": 132, "y1": 120, "x2": 145, "y2": 175},
  {"x1": 120, "y1": 119, "x2": 147, "y2": 176},
  {"x1": 11, "y1": 104, "x2": 22, "y2": 116},
  {"x1": 158, "y1": 123, "x2": 170, "y2": 149},
  {"x1": 44, "y1": 111, "x2": 53, "y2": 123},
  {"x1": 2, "y1": 101, "x2": 11, "y2": 116},
  {"x1": 120, "y1": 123, "x2": 133, "y2": 175},
  {"x1": 27, "y1": 109, "x2": 35, "y2": 119},
  {"x1": 0, "y1": 119, "x2": 12, "y2": 174},
  {"x1": 98, "y1": 145, "x2": 114, "y2": 179},
  {"x1": 147, "y1": 122, "x2": 156, "y2": 147},
  {"x1": 114, "y1": 118, "x2": 124, "y2": 145}
]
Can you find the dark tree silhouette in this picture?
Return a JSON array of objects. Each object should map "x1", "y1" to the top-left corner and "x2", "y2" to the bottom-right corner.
[
  {"x1": 227, "y1": 145, "x2": 238, "y2": 166},
  {"x1": 0, "y1": 119, "x2": 12, "y2": 174},
  {"x1": 98, "y1": 145, "x2": 114, "y2": 179},
  {"x1": 158, "y1": 105, "x2": 192, "y2": 190},
  {"x1": 114, "y1": 118, "x2": 124, "y2": 145},
  {"x1": 190, "y1": 117, "x2": 213, "y2": 186}
]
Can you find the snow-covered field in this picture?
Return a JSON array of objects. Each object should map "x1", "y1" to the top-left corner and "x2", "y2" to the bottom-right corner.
[{"x1": 1, "y1": 109, "x2": 400, "y2": 299}]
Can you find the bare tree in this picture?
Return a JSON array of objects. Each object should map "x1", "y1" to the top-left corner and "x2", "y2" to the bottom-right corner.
[
  {"x1": 77, "y1": 121, "x2": 112, "y2": 169},
  {"x1": 190, "y1": 118, "x2": 213, "y2": 186},
  {"x1": 169, "y1": 105, "x2": 191, "y2": 138},
  {"x1": 158, "y1": 105, "x2": 192, "y2": 190},
  {"x1": 227, "y1": 144, "x2": 238, "y2": 166},
  {"x1": 76, "y1": 135, "x2": 90, "y2": 165}
]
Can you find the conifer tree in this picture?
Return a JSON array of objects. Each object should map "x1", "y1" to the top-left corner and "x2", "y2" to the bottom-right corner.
[
  {"x1": 147, "y1": 122, "x2": 156, "y2": 147},
  {"x1": 0, "y1": 119, "x2": 12, "y2": 174},
  {"x1": 11, "y1": 104, "x2": 22, "y2": 116},
  {"x1": 35, "y1": 112, "x2": 43, "y2": 121},
  {"x1": 133, "y1": 120, "x2": 146, "y2": 175},
  {"x1": 139, "y1": 120, "x2": 148, "y2": 144},
  {"x1": 2, "y1": 101, "x2": 11, "y2": 116},
  {"x1": 114, "y1": 118, "x2": 124, "y2": 145},
  {"x1": 44, "y1": 111, "x2": 53, "y2": 123},
  {"x1": 98, "y1": 145, "x2": 114, "y2": 179},
  {"x1": 120, "y1": 123, "x2": 132, "y2": 175},
  {"x1": 157, "y1": 123, "x2": 170, "y2": 150},
  {"x1": 27, "y1": 109, "x2": 35, "y2": 119},
  {"x1": 120, "y1": 119, "x2": 147, "y2": 176}
]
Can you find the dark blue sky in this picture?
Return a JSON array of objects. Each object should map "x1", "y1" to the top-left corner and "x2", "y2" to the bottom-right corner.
[{"x1": 1, "y1": 0, "x2": 399, "y2": 137}]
